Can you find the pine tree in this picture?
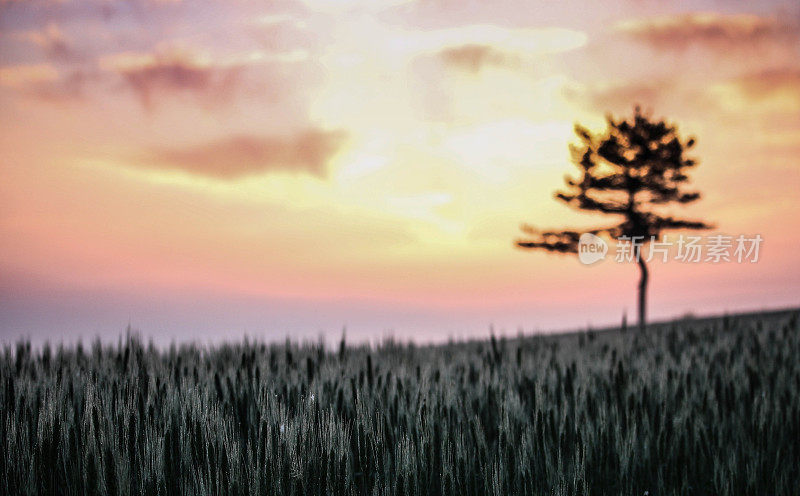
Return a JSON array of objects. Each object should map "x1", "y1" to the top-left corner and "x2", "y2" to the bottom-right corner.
[{"x1": 516, "y1": 107, "x2": 712, "y2": 331}]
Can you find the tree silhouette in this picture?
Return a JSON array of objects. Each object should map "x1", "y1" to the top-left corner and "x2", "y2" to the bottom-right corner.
[{"x1": 516, "y1": 107, "x2": 712, "y2": 331}]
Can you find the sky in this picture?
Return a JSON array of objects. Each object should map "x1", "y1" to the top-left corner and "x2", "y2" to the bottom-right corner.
[{"x1": 1, "y1": 0, "x2": 799, "y2": 345}]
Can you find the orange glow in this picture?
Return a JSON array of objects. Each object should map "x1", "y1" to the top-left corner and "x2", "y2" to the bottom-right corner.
[{"x1": 1, "y1": 0, "x2": 798, "y2": 342}]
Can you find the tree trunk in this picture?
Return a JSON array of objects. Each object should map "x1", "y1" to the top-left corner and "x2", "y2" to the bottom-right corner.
[{"x1": 637, "y1": 257, "x2": 649, "y2": 332}]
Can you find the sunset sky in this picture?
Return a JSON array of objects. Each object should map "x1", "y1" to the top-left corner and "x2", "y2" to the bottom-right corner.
[{"x1": 1, "y1": 0, "x2": 799, "y2": 344}]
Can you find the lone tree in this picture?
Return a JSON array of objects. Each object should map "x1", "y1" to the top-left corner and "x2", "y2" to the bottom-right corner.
[{"x1": 516, "y1": 107, "x2": 712, "y2": 331}]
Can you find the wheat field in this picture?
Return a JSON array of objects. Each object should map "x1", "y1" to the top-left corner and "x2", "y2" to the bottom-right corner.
[{"x1": 2, "y1": 309, "x2": 799, "y2": 495}]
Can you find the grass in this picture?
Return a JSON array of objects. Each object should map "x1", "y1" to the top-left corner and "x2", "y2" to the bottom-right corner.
[{"x1": 2, "y1": 308, "x2": 799, "y2": 495}]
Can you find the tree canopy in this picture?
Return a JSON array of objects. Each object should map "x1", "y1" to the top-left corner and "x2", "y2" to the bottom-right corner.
[{"x1": 517, "y1": 107, "x2": 712, "y2": 253}]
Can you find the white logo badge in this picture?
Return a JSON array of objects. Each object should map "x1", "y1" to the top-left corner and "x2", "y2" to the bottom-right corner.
[{"x1": 578, "y1": 233, "x2": 608, "y2": 265}]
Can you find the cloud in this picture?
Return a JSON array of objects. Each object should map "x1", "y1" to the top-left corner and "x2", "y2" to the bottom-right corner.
[
  {"x1": 0, "y1": 63, "x2": 58, "y2": 87},
  {"x1": 565, "y1": 79, "x2": 676, "y2": 112},
  {"x1": 1, "y1": 22, "x2": 101, "y2": 102},
  {"x1": 438, "y1": 44, "x2": 513, "y2": 72},
  {"x1": 98, "y1": 43, "x2": 308, "y2": 109},
  {"x1": 143, "y1": 130, "x2": 348, "y2": 179},
  {"x1": 250, "y1": 13, "x2": 306, "y2": 29},
  {"x1": 1, "y1": 36, "x2": 305, "y2": 107},
  {"x1": 298, "y1": 0, "x2": 415, "y2": 14},
  {"x1": 29, "y1": 68, "x2": 97, "y2": 101},
  {"x1": 708, "y1": 68, "x2": 800, "y2": 113},
  {"x1": 100, "y1": 46, "x2": 244, "y2": 109},
  {"x1": 615, "y1": 12, "x2": 800, "y2": 51},
  {"x1": 415, "y1": 25, "x2": 587, "y2": 58},
  {"x1": 12, "y1": 22, "x2": 80, "y2": 62},
  {"x1": 418, "y1": 26, "x2": 586, "y2": 78},
  {"x1": 733, "y1": 68, "x2": 800, "y2": 99},
  {"x1": 0, "y1": 63, "x2": 96, "y2": 102},
  {"x1": 0, "y1": 0, "x2": 181, "y2": 26}
]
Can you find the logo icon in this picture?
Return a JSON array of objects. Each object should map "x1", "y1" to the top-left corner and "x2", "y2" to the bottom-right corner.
[{"x1": 578, "y1": 233, "x2": 608, "y2": 265}]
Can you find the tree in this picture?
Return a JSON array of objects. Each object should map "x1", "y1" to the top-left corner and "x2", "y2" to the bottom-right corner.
[{"x1": 516, "y1": 107, "x2": 712, "y2": 331}]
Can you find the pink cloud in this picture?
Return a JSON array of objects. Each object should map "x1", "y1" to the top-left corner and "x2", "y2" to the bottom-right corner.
[
  {"x1": 101, "y1": 46, "x2": 245, "y2": 109},
  {"x1": 616, "y1": 12, "x2": 799, "y2": 51},
  {"x1": 0, "y1": 63, "x2": 93, "y2": 102},
  {"x1": 438, "y1": 44, "x2": 514, "y2": 72},
  {"x1": 16, "y1": 22, "x2": 80, "y2": 62},
  {"x1": 144, "y1": 130, "x2": 348, "y2": 179},
  {"x1": 565, "y1": 80, "x2": 677, "y2": 113},
  {"x1": 733, "y1": 68, "x2": 800, "y2": 99}
]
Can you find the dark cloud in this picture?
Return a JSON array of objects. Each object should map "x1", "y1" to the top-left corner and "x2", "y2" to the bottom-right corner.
[
  {"x1": 105, "y1": 48, "x2": 244, "y2": 109},
  {"x1": 438, "y1": 44, "x2": 513, "y2": 72},
  {"x1": 616, "y1": 12, "x2": 800, "y2": 51},
  {"x1": 145, "y1": 130, "x2": 348, "y2": 180}
]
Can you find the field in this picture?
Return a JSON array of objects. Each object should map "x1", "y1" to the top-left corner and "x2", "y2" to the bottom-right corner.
[{"x1": 2, "y1": 309, "x2": 799, "y2": 495}]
